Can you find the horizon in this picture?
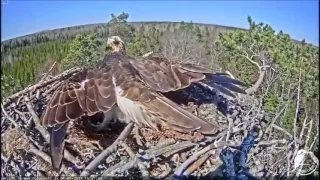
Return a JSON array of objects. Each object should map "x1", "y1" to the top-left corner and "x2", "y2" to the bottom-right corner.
[{"x1": 1, "y1": 1, "x2": 319, "y2": 46}]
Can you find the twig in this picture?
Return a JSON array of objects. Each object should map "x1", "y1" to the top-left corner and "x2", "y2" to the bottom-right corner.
[
  {"x1": 183, "y1": 152, "x2": 211, "y2": 176},
  {"x1": 271, "y1": 124, "x2": 293, "y2": 138},
  {"x1": 43, "y1": 81, "x2": 62, "y2": 96},
  {"x1": 13, "y1": 109, "x2": 28, "y2": 122},
  {"x1": 142, "y1": 51, "x2": 154, "y2": 57},
  {"x1": 287, "y1": 150, "x2": 293, "y2": 177},
  {"x1": 120, "y1": 141, "x2": 150, "y2": 180},
  {"x1": 310, "y1": 124, "x2": 319, "y2": 150},
  {"x1": 154, "y1": 138, "x2": 176, "y2": 150},
  {"x1": 24, "y1": 97, "x2": 49, "y2": 141},
  {"x1": 80, "y1": 122, "x2": 134, "y2": 176},
  {"x1": 138, "y1": 141, "x2": 196, "y2": 160},
  {"x1": 296, "y1": 118, "x2": 314, "y2": 176},
  {"x1": 299, "y1": 115, "x2": 309, "y2": 141},
  {"x1": 293, "y1": 68, "x2": 302, "y2": 166},
  {"x1": 263, "y1": 102, "x2": 290, "y2": 139},
  {"x1": 101, "y1": 160, "x2": 136, "y2": 176},
  {"x1": 32, "y1": 61, "x2": 57, "y2": 93},
  {"x1": 40, "y1": 61, "x2": 57, "y2": 82},
  {"x1": 257, "y1": 139, "x2": 288, "y2": 146},
  {"x1": 28, "y1": 144, "x2": 76, "y2": 176},
  {"x1": 205, "y1": 125, "x2": 246, "y2": 143},
  {"x1": 226, "y1": 115, "x2": 233, "y2": 141},
  {"x1": 174, "y1": 140, "x2": 241, "y2": 176},
  {"x1": 1, "y1": 104, "x2": 19, "y2": 127}
]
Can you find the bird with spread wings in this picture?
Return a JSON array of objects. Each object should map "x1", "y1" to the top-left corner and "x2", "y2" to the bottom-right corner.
[{"x1": 40, "y1": 36, "x2": 247, "y2": 172}]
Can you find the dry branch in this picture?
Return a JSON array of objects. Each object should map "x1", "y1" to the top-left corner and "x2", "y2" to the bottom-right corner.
[
  {"x1": 120, "y1": 141, "x2": 150, "y2": 180},
  {"x1": 142, "y1": 51, "x2": 154, "y2": 57},
  {"x1": 80, "y1": 122, "x2": 134, "y2": 176},
  {"x1": 101, "y1": 159, "x2": 136, "y2": 176},
  {"x1": 28, "y1": 144, "x2": 76, "y2": 176},
  {"x1": 174, "y1": 140, "x2": 241, "y2": 176}
]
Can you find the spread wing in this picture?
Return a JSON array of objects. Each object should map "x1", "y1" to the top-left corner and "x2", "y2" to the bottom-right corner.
[
  {"x1": 41, "y1": 68, "x2": 116, "y2": 127},
  {"x1": 40, "y1": 67, "x2": 117, "y2": 172},
  {"x1": 129, "y1": 57, "x2": 247, "y2": 97},
  {"x1": 112, "y1": 79, "x2": 220, "y2": 135}
]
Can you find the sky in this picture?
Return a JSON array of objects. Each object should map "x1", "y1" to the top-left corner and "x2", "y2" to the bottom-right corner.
[{"x1": 1, "y1": 1, "x2": 319, "y2": 46}]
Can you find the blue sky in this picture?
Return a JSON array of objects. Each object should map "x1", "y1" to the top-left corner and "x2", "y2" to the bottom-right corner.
[{"x1": 1, "y1": 1, "x2": 319, "y2": 46}]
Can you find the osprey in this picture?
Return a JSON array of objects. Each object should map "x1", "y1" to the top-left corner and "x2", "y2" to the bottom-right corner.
[{"x1": 40, "y1": 36, "x2": 247, "y2": 172}]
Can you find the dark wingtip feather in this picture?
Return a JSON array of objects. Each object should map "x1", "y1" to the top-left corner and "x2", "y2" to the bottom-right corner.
[
  {"x1": 212, "y1": 84, "x2": 236, "y2": 98},
  {"x1": 218, "y1": 82, "x2": 247, "y2": 94},
  {"x1": 207, "y1": 74, "x2": 248, "y2": 87}
]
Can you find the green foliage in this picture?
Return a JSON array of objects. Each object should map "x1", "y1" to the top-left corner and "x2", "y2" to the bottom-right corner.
[
  {"x1": 127, "y1": 24, "x2": 163, "y2": 56},
  {"x1": 263, "y1": 90, "x2": 279, "y2": 113},
  {"x1": 1, "y1": 74, "x2": 22, "y2": 101},
  {"x1": 216, "y1": 16, "x2": 319, "y2": 132},
  {"x1": 1, "y1": 40, "x2": 70, "y2": 92},
  {"x1": 61, "y1": 34, "x2": 103, "y2": 70},
  {"x1": 108, "y1": 12, "x2": 135, "y2": 45}
]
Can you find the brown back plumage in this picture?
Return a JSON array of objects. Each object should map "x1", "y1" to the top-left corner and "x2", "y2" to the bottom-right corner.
[{"x1": 41, "y1": 36, "x2": 247, "y2": 172}]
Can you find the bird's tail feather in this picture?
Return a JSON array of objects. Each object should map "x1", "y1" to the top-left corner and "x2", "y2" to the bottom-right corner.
[{"x1": 50, "y1": 122, "x2": 69, "y2": 172}]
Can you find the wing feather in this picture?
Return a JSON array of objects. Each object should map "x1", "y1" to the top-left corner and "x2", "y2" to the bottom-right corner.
[
  {"x1": 41, "y1": 68, "x2": 117, "y2": 128},
  {"x1": 117, "y1": 80, "x2": 220, "y2": 135},
  {"x1": 40, "y1": 67, "x2": 118, "y2": 172},
  {"x1": 129, "y1": 57, "x2": 248, "y2": 97}
]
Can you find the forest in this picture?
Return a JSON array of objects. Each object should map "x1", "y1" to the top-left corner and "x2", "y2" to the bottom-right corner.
[{"x1": 1, "y1": 12, "x2": 319, "y2": 177}]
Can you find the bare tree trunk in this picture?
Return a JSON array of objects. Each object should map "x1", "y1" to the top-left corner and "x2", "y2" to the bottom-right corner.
[{"x1": 245, "y1": 69, "x2": 266, "y2": 95}]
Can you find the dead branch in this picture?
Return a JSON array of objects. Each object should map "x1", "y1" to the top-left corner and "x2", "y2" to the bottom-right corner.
[
  {"x1": 101, "y1": 159, "x2": 136, "y2": 176},
  {"x1": 142, "y1": 51, "x2": 154, "y2": 57},
  {"x1": 80, "y1": 122, "x2": 134, "y2": 176},
  {"x1": 28, "y1": 144, "x2": 76, "y2": 176},
  {"x1": 1, "y1": 104, "x2": 19, "y2": 127},
  {"x1": 183, "y1": 152, "x2": 211, "y2": 176},
  {"x1": 174, "y1": 140, "x2": 241, "y2": 176},
  {"x1": 296, "y1": 117, "x2": 316, "y2": 176},
  {"x1": 24, "y1": 97, "x2": 49, "y2": 142},
  {"x1": 292, "y1": 68, "x2": 302, "y2": 174},
  {"x1": 120, "y1": 141, "x2": 150, "y2": 180},
  {"x1": 271, "y1": 124, "x2": 293, "y2": 138},
  {"x1": 32, "y1": 61, "x2": 57, "y2": 93},
  {"x1": 138, "y1": 141, "x2": 196, "y2": 161},
  {"x1": 310, "y1": 123, "x2": 319, "y2": 151},
  {"x1": 263, "y1": 101, "x2": 290, "y2": 139}
]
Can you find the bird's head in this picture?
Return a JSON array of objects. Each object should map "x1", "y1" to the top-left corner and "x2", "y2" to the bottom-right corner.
[{"x1": 106, "y1": 36, "x2": 126, "y2": 53}]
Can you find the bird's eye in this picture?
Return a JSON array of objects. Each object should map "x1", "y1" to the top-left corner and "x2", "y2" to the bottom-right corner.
[{"x1": 105, "y1": 46, "x2": 112, "y2": 51}]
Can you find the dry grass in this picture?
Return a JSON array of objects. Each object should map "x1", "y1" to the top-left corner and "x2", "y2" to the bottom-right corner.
[{"x1": 2, "y1": 126, "x2": 30, "y2": 159}]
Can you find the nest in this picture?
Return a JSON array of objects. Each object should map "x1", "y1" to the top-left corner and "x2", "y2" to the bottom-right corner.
[{"x1": 1, "y1": 67, "x2": 318, "y2": 179}]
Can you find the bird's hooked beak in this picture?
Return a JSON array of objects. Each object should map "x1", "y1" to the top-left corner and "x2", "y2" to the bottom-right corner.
[{"x1": 106, "y1": 36, "x2": 126, "y2": 53}]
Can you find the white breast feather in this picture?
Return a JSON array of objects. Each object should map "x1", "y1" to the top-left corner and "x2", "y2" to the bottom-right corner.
[{"x1": 111, "y1": 75, "x2": 155, "y2": 128}]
